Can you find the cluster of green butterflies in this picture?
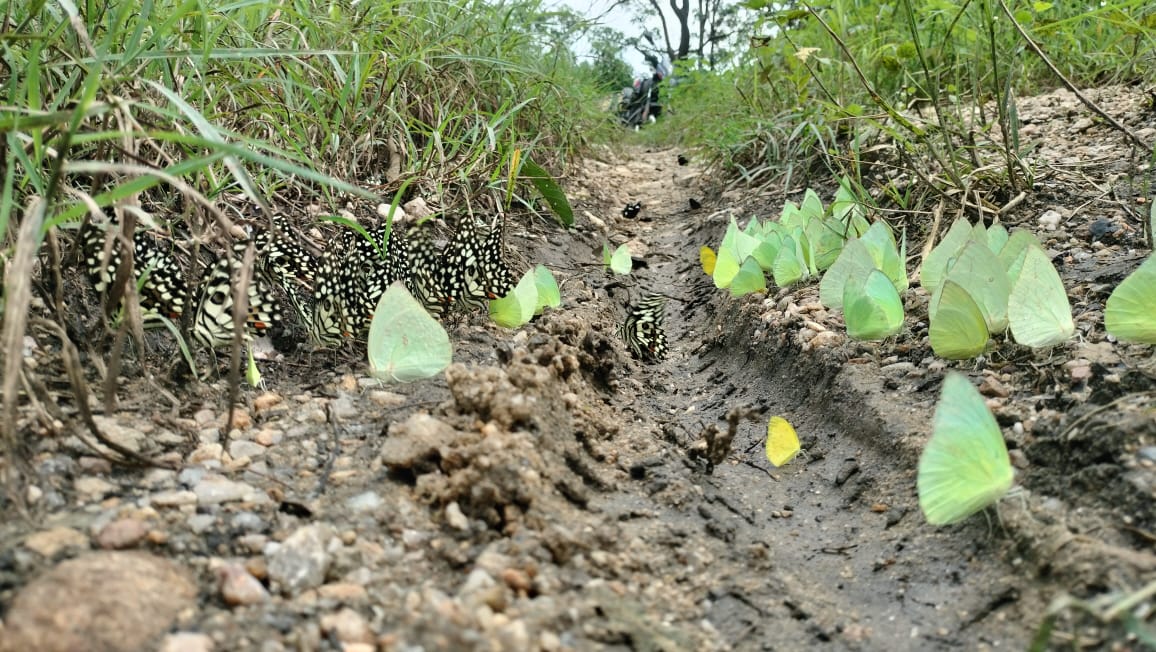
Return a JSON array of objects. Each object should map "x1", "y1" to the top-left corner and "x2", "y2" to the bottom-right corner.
[{"x1": 700, "y1": 179, "x2": 1156, "y2": 358}]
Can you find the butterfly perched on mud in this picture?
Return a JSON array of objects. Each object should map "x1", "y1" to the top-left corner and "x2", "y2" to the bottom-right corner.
[
  {"x1": 80, "y1": 217, "x2": 189, "y2": 323},
  {"x1": 80, "y1": 214, "x2": 284, "y2": 348},
  {"x1": 621, "y1": 294, "x2": 668, "y2": 361},
  {"x1": 622, "y1": 202, "x2": 642, "y2": 219},
  {"x1": 408, "y1": 214, "x2": 514, "y2": 316}
]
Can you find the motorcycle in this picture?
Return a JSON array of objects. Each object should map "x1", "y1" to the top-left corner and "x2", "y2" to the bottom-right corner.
[{"x1": 618, "y1": 53, "x2": 671, "y2": 129}]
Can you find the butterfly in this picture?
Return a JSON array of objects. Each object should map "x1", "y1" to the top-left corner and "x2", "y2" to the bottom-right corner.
[
  {"x1": 190, "y1": 240, "x2": 284, "y2": 348},
  {"x1": 622, "y1": 202, "x2": 642, "y2": 219},
  {"x1": 448, "y1": 215, "x2": 515, "y2": 311},
  {"x1": 621, "y1": 294, "x2": 668, "y2": 361},
  {"x1": 80, "y1": 216, "x2": 189, "y2": 323}
]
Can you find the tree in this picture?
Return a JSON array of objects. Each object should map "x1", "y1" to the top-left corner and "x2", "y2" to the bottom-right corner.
[{"x1": 625, "y1": 0, "x2": 753, "y2": 69}]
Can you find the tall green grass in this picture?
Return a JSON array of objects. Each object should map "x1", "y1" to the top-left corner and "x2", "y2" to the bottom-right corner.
[{"x1": 0, "y1": 0, "x2": 610, "y2": 248}]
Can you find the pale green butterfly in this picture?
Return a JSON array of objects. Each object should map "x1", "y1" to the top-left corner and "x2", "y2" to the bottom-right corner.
[
  {"x1": 533, "y1": 265, "x2": 560, "y2": 315},
  {"x1": 859, "y1": 220, "x2": 908, "y2": 292},
  {"x1": 1008, "y1": 246, "x2": 1074, "y2": 347},
  {"x1": 369, "y1": 282, "x2": 453, "y2": 383},
  {"x1": 1105, "y1": 254, "x2": 1156, "y2": 344},
  {"x1": 819, "y1": 238, "x2": 876, "y2": 310},
  {"x1": 729, "y1": 256, "x2": 767, "y2": 297},
  {"x1": 603, "y1": 243, "x2": 632, "y2": 275},
  {"x1": 997, "y1": 230, "x2": 1040, "y2": 287},
  {"x1": 986, "y1": 222, "x2": 1010, "y2": 254},
  {"x1": 490, "y1": 268, "x2": 538, "y2": 328},
  {"x1": 939, "y1": 241, "x2": 1010, "y2": 332},
  {"x1": 929, "y1": 280, "x2": 989, "y2": 360},
  {"x1": 917, "y1": 372, "x2": 1014, "y2": 525},
  {"x1": 772, "y1": 234, "x2": 806, "y2": 287},
  {"x1": 919, "y1": 217, "x2": 974, "y2": 295},
  {"x1": 843, "y1": 269, "x2": 904, "y2": 341}
]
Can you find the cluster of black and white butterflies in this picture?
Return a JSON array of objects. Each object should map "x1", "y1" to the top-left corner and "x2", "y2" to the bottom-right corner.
[
  {"x1": 79, "y1": 210, "x2": 515, "y2": 349},
  {"x1": 620, "y1": 294, "x2": 668, "y2": 362}
]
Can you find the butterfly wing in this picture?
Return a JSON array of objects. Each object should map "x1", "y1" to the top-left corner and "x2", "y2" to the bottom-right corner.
[
  {"x1": 766, "y1": 416, "x2": 801, "y2": 467},
  {"x1": 1105, "y1": 255, "x2": 1156, "y2": 344},
  {"x1": 917, "y1": 373, "x2": 1014, "y2": 525}
]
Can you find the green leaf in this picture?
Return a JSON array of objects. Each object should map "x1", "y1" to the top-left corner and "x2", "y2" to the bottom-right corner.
[{"x1": 521, "y1": 157, "x2": 573, "y2": 227}]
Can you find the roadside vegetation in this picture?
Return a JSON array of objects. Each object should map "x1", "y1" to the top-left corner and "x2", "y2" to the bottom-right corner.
[{"x1": 655, "y1": 0, "x2": 1156, "y2": 206}]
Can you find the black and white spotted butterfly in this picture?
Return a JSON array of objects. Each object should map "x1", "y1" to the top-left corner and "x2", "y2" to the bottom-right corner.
[
  {"x1": 308, "y1": 220, "x2": 408, "y2": 343},
  {"x1": 253, "y1": 213, "x2": 318, "y2": 328},
  {"x1": 190, "y1": 240, "x2": 284, "y2": 349},
  {"x1": 622, "y1": 202, "x2": 642, "y2": 219},
  {"x1": 621, "y1": 294, "x2": 668, "y2": 361},
  {"x1": 79, "y1": 216, "x2": 189, "y2": 323},
  {"x1": 447, "y1": 214, "x2": 515, "y2": 311},
  {"x1": 406, "y1": 219, "x2": 459, "y2": 317}
]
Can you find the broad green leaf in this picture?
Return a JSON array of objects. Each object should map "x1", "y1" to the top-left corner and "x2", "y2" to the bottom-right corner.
[{"x1": 521, "y1": 157, "x2": 573, "y2": 227}]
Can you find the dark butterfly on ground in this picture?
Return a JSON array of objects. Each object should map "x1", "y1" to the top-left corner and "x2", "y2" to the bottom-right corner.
[
  {"x1": 409, "y1": 214, "x2": 514, "y2": 316},
  {"x1": 689, "y1": 198, "x2": 702, "y2": 210},
  {"x1": 190, "y1": 240, "x2": 284, "y2": 348},
  {"x1": 677, "y1": 154, "x2": 689, "y2": 166},
  {"x1": 622, "y1": 202, "x2": 642, "y2": 219},
  {"x1": 80, "y1": 217, "x2": 189, "y2": 323},
  {"x1": 621, "y1": 294, "x2": 668, "y2": 361}
]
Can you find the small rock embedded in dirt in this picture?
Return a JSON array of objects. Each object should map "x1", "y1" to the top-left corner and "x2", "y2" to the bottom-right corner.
[
  {"x1": 1, "y1": 551, "x2": 196, "y2": 652},
  {"x1": 193, "y1": 475, "x2": 263, "y2": 505},
  {"x1": 216, "y1": 562, "x2": 270, "y2": 606},
  {"x1": 379, "y1": 412, "x2": 465, "y2": 474},
  {"x1": 1038, "y1": 209, "x2": 1063, "y2": 230},
  {"x1": 266, "y1": 523, "x2": 335, "y2": 594},
  {"x1": 158, "y1": 632, "x2": 214, "y2": 652},
  {"x1": 96, "y1": 518, "x2": 149, "y2": 549},
  {"x1": 320, "y1": 607, "x2": 374, "y2": 645},
  {"x1": 22, "y1": 526, "x2": 89, "y2": 557}
]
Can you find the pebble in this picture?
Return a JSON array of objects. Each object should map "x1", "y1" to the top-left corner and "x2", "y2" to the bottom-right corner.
[
  {"x1": 158, "y1": 632, "x2": 214, "y2": 652},
  {"x1": 254, "y1": 428, "x2": 282, "y2": 446},
  {"x1": 96, "y1": 518, "x2": 149, "y2": 550},
  {"x1": 74, "y1": 476, "x2": 118, "y2": 501},
  {"x1": 318, "y1": 582, "x2": 369, "y2": 604},
  {"x1": 187, "y1": 443, "x2": 224, "y2": 465},
  {"x1": 445, "y1": 502, "x2": 470, "y2": 531},
  {"x1": 217, "y1": 563, "x2": 270, "y2": 606},
  {"x1": 1038, "y1": 209, "x2": 1063, "y2": 230},
  {"x1": 193, "y1": 476, "x2": 262, "y2": 505},
  {"x1": 231, "y1": 511, "x2": 265, "y2": 533},
  {"x1": 2, "y1": 551, "x2": 196, "y2": 652},
  {"x1": 149, "y1": 490, "x2": 198, "y2": 508},
  {"x1": 252, "y1": 392, "x2": 284, "y2": 413},
  {"x1": 187, "y1": 514, "x2": 216, "y2": 534},
  {"x1": 368, "y1": 390, "x2": 407, "y2": 408},
  {"x1": 228, "y1": 440, "x2": 267, "y2": 460},
  {"x1": 320, "y1": 607, "x2": 374, "y2": 644},
  {"x1": 23, "y1": 527, "x2": 89, "y2": 557},
  {"x1": 91, "y1": 415, "x2": 148, "y2": 452},
  {"x1": 266, "y1": 524, "x2": 335, "y2": 593},
  {"x1": 346, "y1": 491, "x2": 383, "y2": 513}
]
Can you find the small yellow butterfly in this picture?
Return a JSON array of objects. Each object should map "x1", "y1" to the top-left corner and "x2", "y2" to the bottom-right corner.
[
  {"x1": 700, "y1": 246, "x2": 717, "y2": 276},
  {"x1": 766, "y1": 416, "x2": 801, "y2": 467}
]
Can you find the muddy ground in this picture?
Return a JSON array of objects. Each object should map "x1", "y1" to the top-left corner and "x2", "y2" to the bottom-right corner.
[{"x1": 3, "y1": 84, "x2": 1156, "y2": 651}]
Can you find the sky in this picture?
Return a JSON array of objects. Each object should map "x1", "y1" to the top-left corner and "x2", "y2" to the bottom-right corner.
[{"x1": 550, "y1": 0, "x2": 670, "y2": 77}]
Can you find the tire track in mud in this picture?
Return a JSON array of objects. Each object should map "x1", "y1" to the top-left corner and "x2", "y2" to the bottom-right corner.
[{"x1": 592, "y1": 145, "x2": 1037, "y2": 649}]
